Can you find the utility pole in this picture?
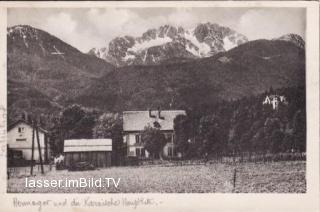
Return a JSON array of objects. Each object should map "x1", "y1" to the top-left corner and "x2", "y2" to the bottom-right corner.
[
  {"x1": 35, "y1": 120, "x2": 44, "y2": 174},
  {"x1": 30, "y1": 121, "x2": 35, "y2": 175},
  {"x1": 30, "y1": 117, "x2": 45, "y2": 175}
]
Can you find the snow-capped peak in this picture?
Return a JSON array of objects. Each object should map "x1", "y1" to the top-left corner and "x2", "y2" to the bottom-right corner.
[
  {"x1": 89, "y1": 23, "x2": 249, "y2": 66},
  {"x1": 128, "y1": 36, "x2": 172, "y2": 52}
]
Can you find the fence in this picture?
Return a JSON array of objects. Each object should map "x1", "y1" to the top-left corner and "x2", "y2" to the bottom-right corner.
[
  {"x1": 121, "y1": 152, "x2": 306, "y2": 167},
  {"x1": 7, "y1": 164, "x2": 54, "y2": 179}
]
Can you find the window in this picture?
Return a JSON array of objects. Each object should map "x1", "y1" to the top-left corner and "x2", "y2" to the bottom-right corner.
[
  {"x1": 168, "y1": 146, "x2": 176, "y2": 157},
  {"x1": 128, "y1": 151, "x2": 135, "y2": 157},
  {"x1": 168, "y1": 146, "x2": 173, "y2": 157},
  {"x1": 141, "y1": 148, "x2": 145, "y2": 157},
  {"x1": 16, "y1": 138, "x2": 26, "y2": 142},
  {"x1": 135, "y1": 134, "x2": 140, "y2": 144},
  {"x1": 18, "y1": 127, "x2": 25, "y2": 133},
  {"x1": 164, "y1": 133, "x2": 173, "y2": 143},
  {"x1": 136, "y1": 148, "x2": 140, "y2": 157},
  {"x1": 135, "y1": 148, "x2": 146, "y2": 157}
]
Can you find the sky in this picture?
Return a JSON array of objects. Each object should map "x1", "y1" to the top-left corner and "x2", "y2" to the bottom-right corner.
[{"x1": 8, "y1": 7, "x2": 306, "y2": 53}]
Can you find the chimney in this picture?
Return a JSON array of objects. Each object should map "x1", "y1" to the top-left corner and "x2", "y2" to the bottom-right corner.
[
  {"x1": 158, "y1": 107, "x2": 165, "y2": 120},
  {"x1": 21, "y1": 111, "x2": 28, "y2": 121},
  {"x1": 149, "y1": 109, "x2": 156, "y2": 118},
  {"x1": 21, "y1": 113, "x2": 25, "y2": 121}
]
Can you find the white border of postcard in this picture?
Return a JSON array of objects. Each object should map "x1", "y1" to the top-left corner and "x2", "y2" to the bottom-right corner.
[{"x1": 0, "y1": 1, "x2": 319, "y2": 212}]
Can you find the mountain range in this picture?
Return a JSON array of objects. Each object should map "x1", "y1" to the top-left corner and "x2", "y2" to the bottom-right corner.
[
  {"x1": 88, "y1": 23, "x2": 248, "y2": 67},
  {"x1": 7, "y1": 24, "x2": 305, "y2": 122}
]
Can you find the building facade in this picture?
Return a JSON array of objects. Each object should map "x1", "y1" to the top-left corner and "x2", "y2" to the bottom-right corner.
[
  {"x1": 7, "y1": 120, "x2": 51, "y2": 163},
  {"x1": 63, "y1": 139, "x2": 112, "y2": 168},
  {"x1": 123, "y1": 110, "x2": 186, "y2": 158}
]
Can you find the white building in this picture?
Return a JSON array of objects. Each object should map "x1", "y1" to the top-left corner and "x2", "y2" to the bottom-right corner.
[
  {"x1": 7, "y1": 120, "x2": 51, "y2": 163},
  {"x1": 263, "y1": 95, "x2": 287, "y2": 110},
  {"x1": 123, "y1": 110, "x2": 186, "y2": 158}
]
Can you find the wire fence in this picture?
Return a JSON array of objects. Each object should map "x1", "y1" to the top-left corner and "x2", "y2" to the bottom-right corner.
[{"x1": 7, "y1": 164, "x2": 55, "y2": 178}]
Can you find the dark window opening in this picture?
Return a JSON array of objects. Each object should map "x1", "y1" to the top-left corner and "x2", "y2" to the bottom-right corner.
[
  {"x1": 16, "y1": 138, "x2": 26, "y2": 142},
  {"x1": 18, "y1": 127, "x2": 25, "y2": 133},
  {"x1": 135, "y1": 134, "x2": 140, "y2": 144},
  {"x1": 136, "y1": 148, "x2": 145, "y2": 157}
]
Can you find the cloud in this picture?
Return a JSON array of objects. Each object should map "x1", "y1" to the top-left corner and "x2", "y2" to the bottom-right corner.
[
  {"x1": 82, "y1": 8, "x2": 174, "y2": 50},
  {"x1": 237, "y1": 9, "x2": 305, "y2": 40},
  {"x1": 86, "y1": 8, "x2": 169, "y2": 38},
  {"x1": 40, "y1": 11, "x2": 107, "y2": 52},
  {"x1": 87, "y1": 8, "x2": 138, "y2": 35},
  {"x1": 167, "y1": 8, "x2": 200, "y2": 28},
  {"x1": 8, "y1": 8, "x2": 305, "y2": 52},
  {"x1": 40, "y1": 12, "x2": 89, "y2": 50},
  {"x1": 45, "y1": 12, "x2": 77, "y2": 35}
]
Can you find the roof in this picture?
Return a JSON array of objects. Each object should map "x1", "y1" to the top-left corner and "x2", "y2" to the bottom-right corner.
[
  {"x1": 64, "y1": 139, "x2": 112, "y2": 152},
  {"x1": 7, "y1": 119, "x2": 48, "y2": 134},
  {"x1": 123, "y1": 110, "x2": 186, "y2": 132}
]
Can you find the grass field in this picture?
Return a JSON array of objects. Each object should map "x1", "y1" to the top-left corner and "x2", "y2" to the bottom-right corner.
[{"x1": 7, "y1": 161, "x2": 306, "y2": 193}]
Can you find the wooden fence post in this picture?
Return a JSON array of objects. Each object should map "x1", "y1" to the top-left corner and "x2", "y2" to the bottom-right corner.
[{"x1": 233, "y1": 168, "x2": 237, "y2": 193}]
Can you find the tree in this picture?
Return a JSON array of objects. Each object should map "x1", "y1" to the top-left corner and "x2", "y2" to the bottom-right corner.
[
  {"x1": 292, "y1": 110, "x2": 306, "y2": 152},
  {"x1": 173, "y1": 114, "x2": 190, "y2": 158},
  {"x1": 199, "y1": 114, "x2": 227, "y2": 160},
  {"x1": 270, "y1": 129, "x2": 285, "y2": 154},
  {"x1": 282, "y1": 133, "x2": 294, "y2": 152},
  {"x1": 141, "y1": 126, "x2": 167, "y2": 159},
  {"x1": 60, "y1": 104, "x2": 96, "y2": 139},
  {"x1": 264, "y1": 117, "x2": 282, "y2": 153},
  {"x1": 49, "y1": 116, "x2": 64, "y2": 154},
  {"x1": 93, "y1": 113, "x2": 121, "y2": 138},
  {"x1": 50, "y1": 104, "x2": 97, "y2": 154},
  {"x1": 61, "y1": 104, "x2": 85, "y2": 134},
  {"x1": 93, "y1": 113, "x2": 124, "y2": 166},
  {"x1": 72, "y1": 113, "x2": 96, "y2": 139}
]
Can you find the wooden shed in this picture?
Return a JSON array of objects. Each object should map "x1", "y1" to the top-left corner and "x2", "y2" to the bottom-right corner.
[{"x1": 63, "y1": 139, "x2": 112, "y2": 168}]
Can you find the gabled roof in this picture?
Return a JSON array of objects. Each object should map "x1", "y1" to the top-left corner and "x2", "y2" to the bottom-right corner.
[
  {"x1": 7, "y1": 119, "x2": 48, "y2": 134},
  {"x1": 123, "y1": 110, "x2": 186, "y2": 132},
  {"x1": 64, "y1": 139, "x2": 112, "y2": 152}
]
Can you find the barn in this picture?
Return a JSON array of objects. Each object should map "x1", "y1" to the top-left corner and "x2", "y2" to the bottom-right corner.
[
  {"x1": 7, "y1": 119, "x2": 51, "y2": 164},
  {"x1": 63, "y1": 139, "x2": 112, "y2": 168}
]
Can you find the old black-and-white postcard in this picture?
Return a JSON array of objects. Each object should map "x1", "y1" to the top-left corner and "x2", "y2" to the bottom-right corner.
[{"x1": 0, "y1": 1, "x2": 319, "y2": 212}]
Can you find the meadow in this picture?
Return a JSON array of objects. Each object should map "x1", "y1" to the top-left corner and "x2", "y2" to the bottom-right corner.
[{"x1": 7, "y1": 161, "x2": 306, "y2": 193}]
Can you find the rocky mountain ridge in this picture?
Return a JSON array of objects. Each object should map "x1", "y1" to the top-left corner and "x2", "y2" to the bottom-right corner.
[{"x1": 88, "y1": 23, "x2": 248, "y2": 66}]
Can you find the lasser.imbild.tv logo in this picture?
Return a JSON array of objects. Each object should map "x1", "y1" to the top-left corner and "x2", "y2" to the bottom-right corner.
[{"x1": 25, "y1": 177, "x2": 121, "y2": 188}]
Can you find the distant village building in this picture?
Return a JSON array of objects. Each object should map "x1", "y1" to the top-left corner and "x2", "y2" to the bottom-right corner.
[
  {"x1": 123, "y1": 110, "x2": 186, "y2": 158},
  {"x1": 63, "y1": 139, "x2": 112, "y2": 168},
  {"x1": 7, "y1": 120, "x2": 51, "y2": 163},
  {"x1": 263, "y1": 95, "x2": 287, "y2": 110}
]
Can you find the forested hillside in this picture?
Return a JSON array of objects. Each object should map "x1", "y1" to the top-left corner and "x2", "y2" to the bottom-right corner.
[{"x1": 174, "y1": 86, "x2": 306, "y2": 158}]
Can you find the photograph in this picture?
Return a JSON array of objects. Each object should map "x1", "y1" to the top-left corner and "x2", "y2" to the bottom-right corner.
[{"x1": 5, "y1": 6, "x2": 308, "y2": 194}]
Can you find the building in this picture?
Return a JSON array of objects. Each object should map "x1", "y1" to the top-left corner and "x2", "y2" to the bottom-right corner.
[
  {"x1": 7, "y1": 120, "x2": 51, "y2": 163},
  {"x1": 63, "y1": 139, "x2": 112, "y2": 168},
  {"x1": 263, "y1": 95, "x2": 288, "y2": 110},
  {"x1": 123, "y1": 110, "x2": 186, "y2": 158}
]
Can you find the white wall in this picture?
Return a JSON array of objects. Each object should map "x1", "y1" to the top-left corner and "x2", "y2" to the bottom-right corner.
[
  {"x1": 124, "y1": 132, "x2": 174, "y2": 158},
  {"x1": 8, "y1": 123, "x2": 47, "y2": 161}
]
